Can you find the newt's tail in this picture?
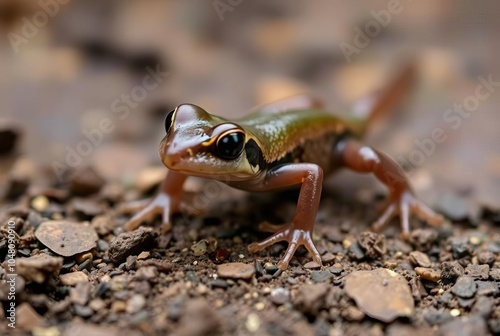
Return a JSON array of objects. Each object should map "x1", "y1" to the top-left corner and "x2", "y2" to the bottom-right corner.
[{"x1": 349, "y1": 62, "x2": 416, "y2": 136}]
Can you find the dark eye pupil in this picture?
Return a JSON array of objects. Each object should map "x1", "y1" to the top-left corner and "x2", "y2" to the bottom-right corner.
[
  {"x1": 165, "y1": 110, "x2": 175, "y2": 135},
  {"x1": 216, "y1": 132, "x2": 244, "y2": 160}
]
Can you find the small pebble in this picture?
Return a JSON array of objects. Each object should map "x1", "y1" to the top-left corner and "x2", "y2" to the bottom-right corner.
[
  {"x1": 415, "y1": 267, "x2": 441, "y2": 282},
  {"x1": 126, "y1": 294, "x2": 146, "y2": 314},
  {"x1": 31, "y1": 196, "x2": 49, "y2": 212},
  {"x1": 270, "y1": 287, "x2": 290, "y2": 305},
  {"x1": 441, "y1": 261, "x2": 464, "y2": 284},
  {"x1": 217, "y1": 262, "x2": 255, "y2": 280},
  {"x1": 73, "y1": 304, "x2": 93, "y2": 318},
  {"x1": 60, "y1": 271, "x2": 89, "y2": 286},
  {"x1": 321, "y1": 252, "x2": 336, "y2": 263},
  {"x1": 409, "y1": 251, "x2": 432, "y2": 268},
  {"x1": 245, "y1": 313, "x2": 260, "y2": 333},
  {"x1": 465, "y1": 264, "x2": 490, "y2": 280},
  {"x1": 329, "y1": 263, "x2": 343, "y2": 275},
  {"x1": 304, "y1": 261, "x2": 321, "y2": 270},
  {"x1": 477, "y1": 250, "x2": 495, "y2": 266},
  {"x1": 451, "y1": 276, "x2": 477, "y2": 298},
  {"x1": 191, "y1": 240, "x2": 208, "y2": 256},
  {"x1": 311, "y1": 270, "x2": 333, "y2": 283}
]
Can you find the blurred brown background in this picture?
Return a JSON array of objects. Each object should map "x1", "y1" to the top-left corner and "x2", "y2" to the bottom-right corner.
[{"x1": 1, "y1": 0, "x2": 499, "y2": 214}]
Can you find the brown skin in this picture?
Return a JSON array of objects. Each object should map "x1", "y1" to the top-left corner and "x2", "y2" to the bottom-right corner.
[{"x1": 122, "y1": 65, "x2": 444, "y2": 270}]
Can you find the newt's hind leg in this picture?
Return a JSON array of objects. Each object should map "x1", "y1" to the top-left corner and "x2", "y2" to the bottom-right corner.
[{"x1": 336, "y1": 139, "x2": 444, "y2": 239}]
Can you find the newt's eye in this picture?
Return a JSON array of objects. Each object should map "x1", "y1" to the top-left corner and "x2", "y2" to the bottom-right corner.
[
  {"x1": 165, "y1": 109, "x2": 175, "y2": 135},
  {"x1": 215, "y1": 131, "x2": 245, "y2": 160}
]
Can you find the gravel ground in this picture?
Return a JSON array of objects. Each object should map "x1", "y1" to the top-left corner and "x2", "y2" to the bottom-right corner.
[
  {"x1": 0, "y1": 162, "x2": 499, "y2": 336},
  {"x1": 1, "y1": 1, "x2": 499, "y2": 335}
]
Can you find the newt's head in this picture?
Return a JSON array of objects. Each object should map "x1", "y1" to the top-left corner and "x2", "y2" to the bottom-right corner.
[{"x1": 159, "y1": 104, "x2": 263, "y2": 181}]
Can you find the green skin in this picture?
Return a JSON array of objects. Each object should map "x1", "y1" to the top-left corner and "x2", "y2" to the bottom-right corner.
[{"x1": 123, "y1": 70, "x2": 444, "y2": 270}]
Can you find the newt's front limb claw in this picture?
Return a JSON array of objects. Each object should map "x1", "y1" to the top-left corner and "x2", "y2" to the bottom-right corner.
[{"x1": 248, "y1": 225, "x2": 322, "y2": 270}]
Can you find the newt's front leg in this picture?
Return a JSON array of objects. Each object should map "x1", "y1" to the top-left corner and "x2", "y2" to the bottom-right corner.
[
  {"x1": 123, "y1": 171, "x2": 191, "y2": 234},
  {"x1": 337, "y1": 139, "x2": 444, "y2": 239},
  {"x1": 247, "y1": 164, "x2": 324, "y2": 270}
]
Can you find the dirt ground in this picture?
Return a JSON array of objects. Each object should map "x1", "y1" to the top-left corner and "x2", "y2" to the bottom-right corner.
[{"x1": 1, "y1": 1, "x2": 500, "y2": 335}]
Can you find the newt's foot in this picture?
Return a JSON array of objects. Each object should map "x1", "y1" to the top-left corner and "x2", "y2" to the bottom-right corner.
[
  {"x1": 122, "y1": 192, "x2": 200, "y2": 234},
  {"x1": 248, "y1": 224, "x2": 322, "y2": 270},
  {"x1": 372, "y1": 190, "x2": 444, "y2": 240}
]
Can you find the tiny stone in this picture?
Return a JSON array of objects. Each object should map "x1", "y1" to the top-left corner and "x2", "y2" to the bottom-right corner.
[
  {"x1": 108, "y1": 227, "x2": 157, "y2": 263},
  {"x1": 415, "y1": 267, "x2": 441, "y2": 282},
  {"x1": 347, "y1": 241, "x2": 365, "y2": 261},
  {"x1": 465, "y1": 264, "x2": 490, "y2": 280},
  {"x1": 186, "y1": 271, "x2": 200, "y2": 283},
  {"x1": 209, "y1": 279, "x2": 229, "y2": 288},
  {"x1": 424, "y1": 309, "x2": 453, "y2": 326},
  {"x1": 476, "y1": 280, "x2": 499, "y2": 296},
  {"x1": 329, "y1": 263, "x2": 343, "y2": 275},
  {"x1": 191, "y1": 240, "x2": 209, "y2": 256},
  {"x1": 97, "y1": 239, "x2": 109, "y2": 252},
  {"x1": 264, "y1": 263, "x2": 279, "y2": 274},
  {"x1": 217, "y1": 262, "x2": 255, "y2": 280},
  {"x1": 73, "y1": 304, "x2": 93, "y2": 318},
  {"x1": 254, "y1": 302, "x2": 265, "y2": 310},
  {"x1": 311, "y1": 270, "x2": 333, "y2": 283},
  {"x1": 358, "y1": 231, "x2": 386, "y2": 259},
  {"x1": 254, "y1": 261, "x2": 265, "y2": 276},
  {"x1": 409, "y1": 251, "x2": 432, "y2": 268},
  {"x1": 111, "y1": 300, "x2": 127, "y2": 313},
  {"x1": 478, "y1": 250, "x2": 495, "y2": 266},
  {"x1": 125, "y1": 255, "x2": 137, "y2": 270},
  {"x1": 31, "y1": 196, "x2": 49, "y2": 212},
  {"x1": 321, "y1": 252, "x2": 336, "y2": 263},
  {"x1": 304, "y1": 261, "x2": 321, "y2": 269},
  {"x1": 126, "y1": 294, "x2": 146, "y2": 314},
  {"x1": 134, "y1": 266, "x2": 158, "y2": 281},
  {"x1": 490, "y1": 268, "x2": 500, "y2": 280},
  {"x1": 451, "y1": 276, "x2": 477, "y2": 298},
  {"x1": 270, "y1": 287, "x2": 290, "y2": 305},
  {"x1": 137, "y1": 251, "x2": 150, "y2": 260},
  {"x1": 245, "y1": 313, "x2": 261, "y2": 333},
  {"x1": 450, "y1": 237, "x2": 472, "y2": 259},
  {"x1": 59, "y1": 271, "x2": 89, "y2": 286},
  {"x1": 450, "y1": 309, "x2": 460, "y2": 317},
  {"x1": 88, "y1": 299, "x2": 106, "y2": 311},
  {"x1": 441, "y1": 261, "x2": 465, "y2": 284}
]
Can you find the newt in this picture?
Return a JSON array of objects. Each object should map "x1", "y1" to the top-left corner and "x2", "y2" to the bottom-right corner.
[{"x1": 123, "y1": 65, "x2": 444, "y2": 270}]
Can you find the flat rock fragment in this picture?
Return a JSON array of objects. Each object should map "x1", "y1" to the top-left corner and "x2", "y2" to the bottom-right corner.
[
  {"x1": 345, "y1": 268, "x2": 414, "y2": 323},
  {"x1": 35, "y1": 220, "x2": 98, "y2": 257},
  {"x1": 108, "y1": 227, "x2": 157, "y2": 263},
  {"x1": 217, "y1": 262, "x2": 255, "y2": 280},
  {"x1": 16, "y1": 254, "x2": 63, "y2": 283}
]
